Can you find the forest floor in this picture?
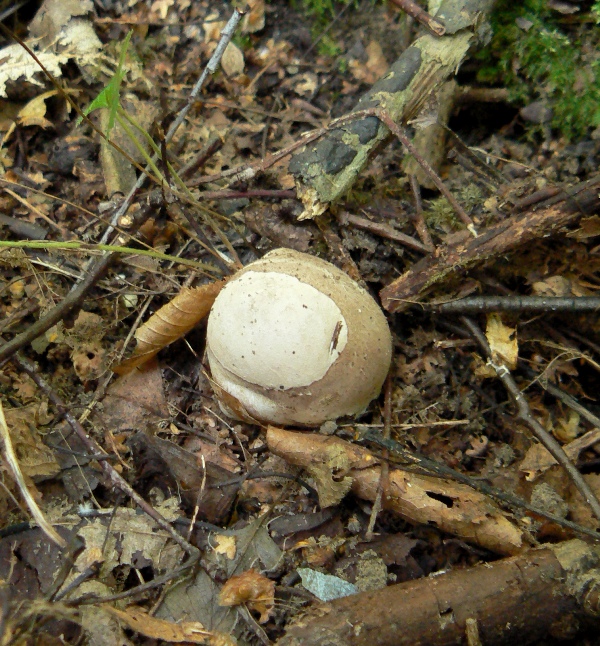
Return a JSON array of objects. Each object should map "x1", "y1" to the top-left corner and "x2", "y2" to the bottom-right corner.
[{"x1": 1, "y1": 0, "x2": 600, "y2": 644}]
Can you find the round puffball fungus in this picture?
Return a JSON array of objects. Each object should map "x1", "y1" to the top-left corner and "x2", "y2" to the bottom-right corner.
[{"x1": 206, "y1": 248, "x2": 392, "y2": 427}]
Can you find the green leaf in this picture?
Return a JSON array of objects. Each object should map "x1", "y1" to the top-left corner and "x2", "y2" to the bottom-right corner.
[{"x1": 75, "y1": 30, "x2": 133, "y2": 136}]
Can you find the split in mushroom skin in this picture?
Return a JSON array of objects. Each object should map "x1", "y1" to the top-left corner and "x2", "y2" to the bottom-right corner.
[{"x1": 206, "y1": 248, "x2": 392, "y2": 427}]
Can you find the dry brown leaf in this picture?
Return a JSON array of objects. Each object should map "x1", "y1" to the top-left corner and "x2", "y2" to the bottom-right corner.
[
  {"x1": 519, "y1": 428, "x2": 600, "y2": 480},
  {"x1": 99, "y1": 357, "x2": 169, "y2": 434},
  {"x1": 242, "y1": 0, "x2": 265, "y2": 33},
  {"x1": 3, "y1": 90, "x2": 60, "y2": 142},
  {"x1": 532, "y1": 275, "x2": 573, "y2": 297},
  {"x1": 105, "y1": 606, "x2": 235, "y2": 645},
  {"x1": 486, "y1": 313, "x2": 518, "y2": 370},
  {"x1": 218, "y1": 568, "x2": 275, "y2": 623},
  {"x1": 554, "y1": 409, "x2": 580, "y2": 443},
  {"x1": 306, "y1": 444, "x2": 354, "y2": 508},
  {"x1": 71, "y1": 341, "x2": 107, "y2": 382},
  {"x1": 4, "y1": 404, "x2": 60, "y2": 482},
  {"x1": 567, "y1": 215, "x2": 600, "y2": 240},
  {"x1": 114, "y1": 281, "x2": 224, "y2": 374},
  {"x1": 349, "y1": 41, "x2": 388, "y2": 84}
]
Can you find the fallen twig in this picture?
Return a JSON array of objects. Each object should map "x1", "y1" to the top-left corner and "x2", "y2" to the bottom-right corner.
[
  {"x1": 277, "y1": 539, "x2": 600, "y2": 646},
  {"x1": 389, "y1": 0, "x2": 446, "y2": 36},
  {"x1": 363, "y1": 431, "x2": 600, "y2": 541},
  {"x1": 0, "y1": 398, "x2": 66, "y2": 548},
  {"x1": 380, "y1": 175, "x2": 600, "y2": 312},
  {"x1": 267, "y1": 426, "x2": 524, "y2": 554},
  {"x1": 424, "y1": 295, "x2": 600, "y2": 313},
  {"x1": 12, "y1": 352, "x2": 198, "y2": 558},
  {"x1": 461, "y1": 316, "x2": 600, "y2": 524}
]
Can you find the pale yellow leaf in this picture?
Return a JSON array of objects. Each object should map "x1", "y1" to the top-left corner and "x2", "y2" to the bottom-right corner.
[
  {"x1": 17, "y1": 90, "x2": 59, "y2": 128},
  {"x1": 486, "y1": 313, "x2": 518, "y2": 370},
  {"x1": 221, "y1": 42, "x2": 245, "y2": 77},
  {"x1": 213, "y1": 534, "x2": 236, "y2": 560}
]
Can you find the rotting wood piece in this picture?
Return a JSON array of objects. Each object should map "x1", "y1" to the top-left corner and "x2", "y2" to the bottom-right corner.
[
  {"x1": 287, "y1": 0, "x2": 495, "y2": 217},
  {"x1": 380, "y1": 176, "x2": 600, "y2": 313},
  {"x1": 266, "y1": 426, "x2": 523, "y2": 555},
  {"x1": 277, "y1": 539, "x2": 600, "y2": 646}
]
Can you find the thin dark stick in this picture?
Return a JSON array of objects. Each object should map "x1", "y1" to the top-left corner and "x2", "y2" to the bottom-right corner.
[
  {"x1": 179, "y1": 136, "x2": 223, "y2": 179},
  {"x1": 512, "y1": 173, "x2": 600, "y2": 213},
  {"x1": 388, "y1": 0, "x2": 446, "y2": 36},
  {"x1": 372, "y1": 109, "x2": 476, "y2": 232},
  {"x1": 337, "y1": 210, "x2": 431, "y2": 254},
  {"x1": 300, "y1": 1, "x2": 353, "y2": 60},
  {"x1": 564, "y1": 328, "x2": 600, "y2": 357},
  {"x1": 408, "y1": 174, "x2": 434, "y2": 250},
  {"x1": 198, "y1": 189, "x2": 297, "y2": 201},
  {"x1": 521, "y1": 365, "x2": 600, "y2": 430},
  {"x1": 366, "y1": 369, "x2": 393, "y2": 540},
  {"x1": 426, "y1": 296, "x2": 600, "y2": 314},
  {"x1": 211, "y1": 470, "x2": 319, "y2": 500},
  {"x1": 66, "y1": 557, "x2": 198, "y2": 605},
  {"x1": 461, "y1": 316, "x2": 600, "y2": 524},
  {"x1": 0, "y1": 1, "x2": 27, "y2": 22},
  {"x1": 0, "y1": 253, "x2": 112, "y2": 364},
  {"x1": 188, "y1": 126, "x2": 328, "y2": 187},
  {"x1": 12, "y1": 352, "x2": 198, "y2": 557},
  {"x1": 362, "y1": 431, "x2": 600, "y2": 541}
]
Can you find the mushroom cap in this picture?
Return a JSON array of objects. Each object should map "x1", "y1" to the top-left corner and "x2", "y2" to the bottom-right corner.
[{"x1": 206, "y1": 248, "x2": 392, "y2": 426}]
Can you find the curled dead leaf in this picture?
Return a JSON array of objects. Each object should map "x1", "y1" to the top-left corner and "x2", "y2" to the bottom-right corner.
[
  {"x1": 105, "y1": 606, "x2": 236, "y2": 645},
  {"x1": 114, "y1": 281, "x2": 224, "y2": 374},
  {"x1": 218, "y1": 569, "x2": 275, "y2": 623}
]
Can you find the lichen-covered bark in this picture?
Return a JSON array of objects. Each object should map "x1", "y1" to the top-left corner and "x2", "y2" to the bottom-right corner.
[
  {"x1": 379, "y1": 178, "x2": 600, "y2": 312},
  {"x1": 288, "y1": 0, "x2": 496, "y2": 217}
]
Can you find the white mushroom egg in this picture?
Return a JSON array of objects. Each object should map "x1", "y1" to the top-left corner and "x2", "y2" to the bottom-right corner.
[{"x1": 206, "y1": 248, "x2": 392, "y2": 427}]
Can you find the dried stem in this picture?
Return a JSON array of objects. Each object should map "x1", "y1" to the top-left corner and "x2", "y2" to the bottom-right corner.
[
  {"x1": 365, "y1": 370, "x2": 393, "y2": 540},
  {"x1": 0, "y1": 9, "x2": 243, "y2": 365},
  {"x1": 12, "y1": 352, "x2": 198, "y2": 557},
  {"x1": 426, "y1": 296, "x2": 600, "y2": 314},
  {"x1": 461, "y1": 316, "x2": 600, "y2": 524},
  {"x1": 389, "y1": 0, "x2": 446, "y2": 36},
  {"x1": 408, "y1": 174, "x2": 434, "y2": 250},
  {"x1": 0, "y1": 398, "x2": 66, "y2": 548}
]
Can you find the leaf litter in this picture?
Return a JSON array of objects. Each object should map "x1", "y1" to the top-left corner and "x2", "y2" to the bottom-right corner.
[{"x1": 1, "y1": 0, "x2": 600, "y2": 643}]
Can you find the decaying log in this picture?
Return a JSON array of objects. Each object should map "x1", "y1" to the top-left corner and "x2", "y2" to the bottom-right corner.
[
  {"x1": 380, "y1": 176, "x2": 600, "y2": 313},
  {"x1": 288, "y1": 0, "x2": 496, "y2": 218},
  {"x1": 277, "y1": 539, "x2": 600, "y2": 646},
  {"x1": 266, "y1": 427, "x2": 523, "y2": 555}
]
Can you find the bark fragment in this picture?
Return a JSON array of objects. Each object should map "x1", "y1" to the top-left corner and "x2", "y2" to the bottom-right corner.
[
  {"x1": 266, "y1": 426, "x2": 523, "y2": 555},
  {"x1": 277, "y1": 539, "x2": 600, "y2": 646}
]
